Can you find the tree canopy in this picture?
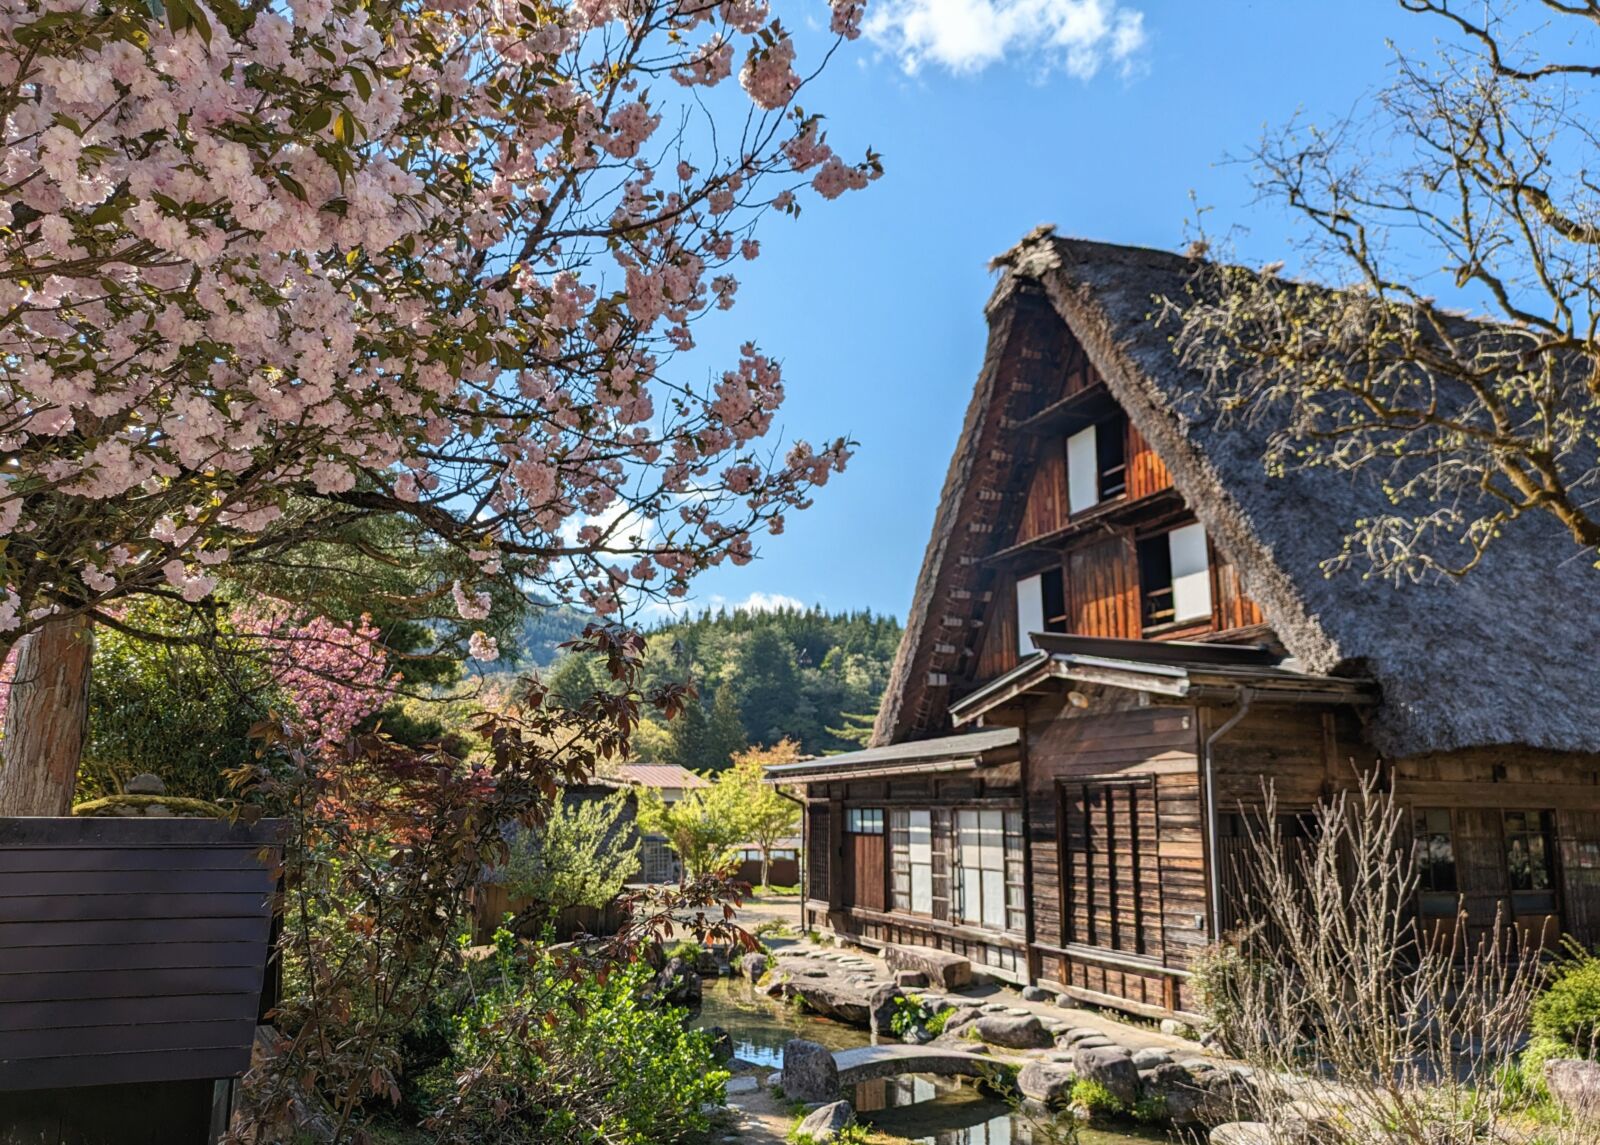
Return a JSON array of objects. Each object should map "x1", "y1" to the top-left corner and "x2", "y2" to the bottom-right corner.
[{"x1": 541, "y1": 604, "x2": 901, "y2": 768}]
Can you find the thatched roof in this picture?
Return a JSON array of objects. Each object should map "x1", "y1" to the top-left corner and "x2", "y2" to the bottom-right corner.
[{"x1": 876, "y1": 228, "x2": 1599, "y2": 759}]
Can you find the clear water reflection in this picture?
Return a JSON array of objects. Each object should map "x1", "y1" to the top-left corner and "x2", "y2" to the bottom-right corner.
[{"x1": 694, "y1": 978, "x2": 1171, "y2": 1144}]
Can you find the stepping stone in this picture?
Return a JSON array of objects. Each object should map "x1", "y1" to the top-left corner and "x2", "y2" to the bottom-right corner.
[
  {"x1": 1005, "y1": 1007, "x2": 1031, "y2": 1016},
  {"x1": 1131, "y1": 1048, "x2": 1171, "y2": 1070},
  {"x1": 981, "y1": 1003, "x2": 1008, "y2": 1014},
  {"x1": 725, "y1": 1076, "x2": 760, "y2": 1095},
  {"x1": 1064, "y1": 1027, "x2": 1102, "y2": 1044},
  {"x1": 1074, "y1": 1036, "x2": 1114, "y2": 1050}
]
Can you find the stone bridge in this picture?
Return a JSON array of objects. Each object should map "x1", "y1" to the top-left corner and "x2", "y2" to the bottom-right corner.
[{"x1": 832, "y1": 1044, "x2": 1015, "y2": 1087}]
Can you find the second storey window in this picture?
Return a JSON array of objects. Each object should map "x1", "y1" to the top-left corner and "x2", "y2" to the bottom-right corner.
[
  {"x1": 1138, "y1": 523, "x2": 1212, "y2": 629},
  {"x1": 1015, "y1": 566, "x2": 1068, "y2": 655},
  {"x1": 1065, "y1": 415, "x2": 1127, "y2": 515}
]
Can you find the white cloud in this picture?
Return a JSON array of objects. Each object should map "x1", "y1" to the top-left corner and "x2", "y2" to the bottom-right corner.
[
  {"x1": 733, "y1": 591, "x2": 807, "y2": 613},
  {"x1": 864, "y1": 0, "x2": 1146, "y2": 77}
]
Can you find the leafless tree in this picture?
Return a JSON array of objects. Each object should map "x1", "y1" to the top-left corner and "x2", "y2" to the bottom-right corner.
[
  {"x1": 1196, "y1": 776, "x2": 1580, "y2": 1143},
  {"x1": 1173, "y1": 0, "x2": 1600, "y2": 579}
]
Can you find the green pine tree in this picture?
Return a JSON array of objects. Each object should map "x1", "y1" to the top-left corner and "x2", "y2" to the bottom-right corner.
[{"x1": 706, "y1": 684, "x2": 749, "y2": 771}]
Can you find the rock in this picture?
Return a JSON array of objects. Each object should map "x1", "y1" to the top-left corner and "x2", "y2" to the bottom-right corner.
[
  {"x1": 981, "y1": 1003, "x2": 1009, "y2": 1014},
  {"x1": 125, "y1": 772, "x2": 166, "y2": 795},
  {"x1": 1072, "y1": 1035, "x2": 1114, "y2": 1050},
  {"x1": 1546, "y1": 1058, "x2": 1600, "y2": 1122},
  {"x1": 1131, "y1": 1047, "x2": 1172, "y2": 1070},
  {"x1": 780, "y1": 1039, "x2": 841, "y2": 1103},
  {"x1": 1210, "y1": 1123, "x2": 1273, "y2": 1145},
  {"x1": 1189, "y1": 1066, "x2": 1257, "y2": 1125},
  {"x1": 794, "y1": 1100, "x2": 854, "y2": 1142},
  {"x1": 741, "y1": 952, "x2": 769, "y2": 981},
  {"x1": 1017, "y1": 1060, "x2": 1078, "y2": 1107},
  {"x1": 1279, "y1": 1100, "x2": 1336, "y2": 1138},
  {"x1": 652, "y1": 956, "x2": 701, "y2": 1006},
  {"x1": 1140, "y1": 1062, "x2": 1202, "y2": 1125},
  {"x1": 1055, "y1": 993, "x2": 1082, "y2": 1009},
  {"x1": 902, "y1": 1026, "x2": 934, "y2": 1045},
  {"x1": 894, "y1": 969, "x2": 929, "y2": 988},
  {"x1": 1021, "y1": 986, "x2": 1051, "y2": 1002},
  {"x1": 1063, "y1": 1027, "x2": 1103, "y2": 1045},
  {"x1": 1161, "y1": 1017, "x2": 1198, "y2": 1039},
  {"x1": 1073, "y1": 1045, "x2": 1140, "y2": 1106},
  {"x1": 882, "y1": 943, "x2": 972, "y2": 989},
  {"x1": 924, "y1": 997, "x2": 954, "y2": 1015},
  {"x1": 705, "y1": 1026, "x2": 734, "y2": 1063},
  {"x1": 724, "y1": 1075, "x2": 759, "y2": 1095},
  {"x1": 975, "y1": 1013, "x2": 1054, "y2": 1049}
]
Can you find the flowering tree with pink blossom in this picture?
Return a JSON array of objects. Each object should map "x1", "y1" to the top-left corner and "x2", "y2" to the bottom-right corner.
[
  {"x1": 0, "y1": 0, "x2": 876, "y2": 812},
  {"x1": 240, "y1": 610, "x2": 397, "y2": 749}
]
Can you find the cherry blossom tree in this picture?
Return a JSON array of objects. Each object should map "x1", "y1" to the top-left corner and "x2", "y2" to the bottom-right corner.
[{"x1": 0, "y1": 0, "x2": 876, "y2": 812}]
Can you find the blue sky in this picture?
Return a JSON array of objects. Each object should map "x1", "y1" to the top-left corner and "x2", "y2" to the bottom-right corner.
[{"x1": 670, "y1": 1, "x2": 1427, "y2": 621}]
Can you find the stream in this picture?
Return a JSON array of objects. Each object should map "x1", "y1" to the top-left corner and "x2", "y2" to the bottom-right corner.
[{"x1": 696, "y1": 976, "x2": 1175, "y2": 1145}]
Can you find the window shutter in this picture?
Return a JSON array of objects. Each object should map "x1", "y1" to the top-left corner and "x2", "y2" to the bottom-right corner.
[
  {"x1": 1168, "y1": 523, "x2": 1213, "y2": 621},
  {"x1": 1066, "y1": 427, "x2": 1099, "y2": 514},
  {"x1": 1015, "y1": 573, "x2": 1045, "y2": 656}
]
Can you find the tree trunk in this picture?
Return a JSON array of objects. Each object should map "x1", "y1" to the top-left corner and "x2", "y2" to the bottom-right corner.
[
  {"x1": 0, "y1": 614, "x2": 93, "y2": 816},
  {"x1": 760, "y1": 848, "x2": 770, "y2": 892}
]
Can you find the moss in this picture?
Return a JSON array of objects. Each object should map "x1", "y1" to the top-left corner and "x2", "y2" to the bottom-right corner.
[{"x1": 72, "y1": 794, "x2": 225, "y2": 818}]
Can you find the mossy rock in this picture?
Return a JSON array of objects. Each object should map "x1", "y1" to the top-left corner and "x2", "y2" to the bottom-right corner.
[{"x1": 72, "y1": 794, "x2": 225, "y2": 818}]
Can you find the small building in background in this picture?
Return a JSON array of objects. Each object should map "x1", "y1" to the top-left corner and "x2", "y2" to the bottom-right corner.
[
  {"x1": 732, "y1": 836, "x2": 801, "y2": 888},
  {"x1": 613, "y1": 763, "x2": 709, "y2": 884}
]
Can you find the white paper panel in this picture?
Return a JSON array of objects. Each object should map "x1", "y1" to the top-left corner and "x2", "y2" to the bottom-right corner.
[
  {"x1": 1169, "y1": 522, "x2": 1213, "y2": 621},
  {"x1": 1015, "y1": 574, "x2": 1044, "y2": 657},
  {"x1": 1066, "y1": 427, "x2": 1098, "y2": 514}
]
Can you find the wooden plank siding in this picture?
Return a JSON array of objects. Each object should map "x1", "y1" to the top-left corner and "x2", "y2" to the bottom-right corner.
[
  {"x1": 1124, "y1": 422, "x2": 1171, "y2": 501},
  {"x1": 0, "y1": 817, "x2": 283, "y2": 1093},
  {"x1": 1210, "y1": 545, "x2": 1265, "y2": 632},
  {"x1": 1023, "y1": 691, "x2": 1205, "y2": 1014},
  {"x1": 1067, "y1": 535, "x2": 1140, "y2": 639},
  {"x1": 1016, "y1": 447, "x2": 1068, "y2": 545}
]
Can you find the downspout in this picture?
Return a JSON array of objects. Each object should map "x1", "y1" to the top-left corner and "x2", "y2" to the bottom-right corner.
[{"x1": 1203, "y1": 687, "x2": 1254, "y2": 942}]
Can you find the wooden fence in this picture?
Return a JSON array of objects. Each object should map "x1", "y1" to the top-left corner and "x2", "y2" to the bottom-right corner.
[{"x1": 471, "y1": 883, "x2": 628, "y2": 943}]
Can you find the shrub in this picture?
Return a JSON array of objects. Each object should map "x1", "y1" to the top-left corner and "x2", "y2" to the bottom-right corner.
[
  {"x1": 924, "y1": 1007, "x2": 952, "y2": 1037},
  {"x1": 1130, "y1": 1094, "x2": 1167, "y2": 1124},
  {"x1": 1532, "y1": 945, "x2": 1600, "y2": 1056},
  {"x1": 665, "y1": 939, "x2": 704, "y2": 964},
  {"x1": 1190, "y1": 936, "x2": 1277, "y2": 1055},
  {"x1": 1069, "y1": 1078, "x2": 1125, "y2": 1117},
  {"x1": 888, "y1": 995, "x2": 933, "y2": 1038},
  {"x1": 423, "y1": 938, "x2": 728, "y2": 1143}
]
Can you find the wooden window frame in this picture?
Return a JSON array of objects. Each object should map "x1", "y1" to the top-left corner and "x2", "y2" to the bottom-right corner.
[{"x1": 845, "y1": 807, "x2": 884, "y2": 836}]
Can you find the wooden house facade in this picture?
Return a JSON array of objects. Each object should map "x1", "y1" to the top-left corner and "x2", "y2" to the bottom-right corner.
[{"x1": 768, "y1": 230, "x2": 1600, "y2": 1020}]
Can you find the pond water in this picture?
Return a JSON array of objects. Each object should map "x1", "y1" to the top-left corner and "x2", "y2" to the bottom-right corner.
[{"x1": 695, "y1": 977, "x2": 1176, "y2": 1145}]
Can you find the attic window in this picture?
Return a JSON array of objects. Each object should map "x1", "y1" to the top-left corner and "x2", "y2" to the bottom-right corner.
[
  {"x1": 1138, "y1": 523, "x2": 1212, "y2": 629},
  {"x1": 1016, "y1": 567, "x2": 1068, "y2": 655},
  {"x1": 1065, "y1": 415, "x2": 1128, "y2": 515}
]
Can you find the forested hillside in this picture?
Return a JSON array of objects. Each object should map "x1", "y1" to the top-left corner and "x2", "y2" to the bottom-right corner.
[{"x1": 539, "y1": 606, "x2": 903, "y2": 768}]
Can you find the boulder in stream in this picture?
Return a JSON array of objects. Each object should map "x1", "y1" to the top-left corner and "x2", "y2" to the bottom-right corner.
[{"x1": 780, "y1": 1039, "x2": 841, "y2": 1103}]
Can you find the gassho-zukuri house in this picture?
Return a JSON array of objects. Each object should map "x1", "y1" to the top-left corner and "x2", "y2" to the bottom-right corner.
[{"x1": 764, "y1": 228, "x2": 1600, "y2": 1022}]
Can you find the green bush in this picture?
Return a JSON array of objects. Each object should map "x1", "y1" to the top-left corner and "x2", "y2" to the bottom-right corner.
[
  {"x1": 888, "y1": 995, "x2": 933, "y2": 1038},
  {"x1": 924, "y1": 1007, "x2": 952, "y2": 1037},
  {"x1": 421, "y1": 935, "x2": 728, "y2": 1143},
  {"x1": 1069, "y1": 1078, "x2": 1125, "y2": 1116},
  {"x1": 1190, "y1": 939, "x2": 1276, "y2": 1054},
  {"x1": 1532, "y1": 946, "x2": 1600, "y2": 1055}
]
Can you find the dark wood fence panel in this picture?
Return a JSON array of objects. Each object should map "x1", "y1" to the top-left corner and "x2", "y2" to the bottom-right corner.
[{"x1": 0, "y1": 817, "x2": 282, "y2": 1093}]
